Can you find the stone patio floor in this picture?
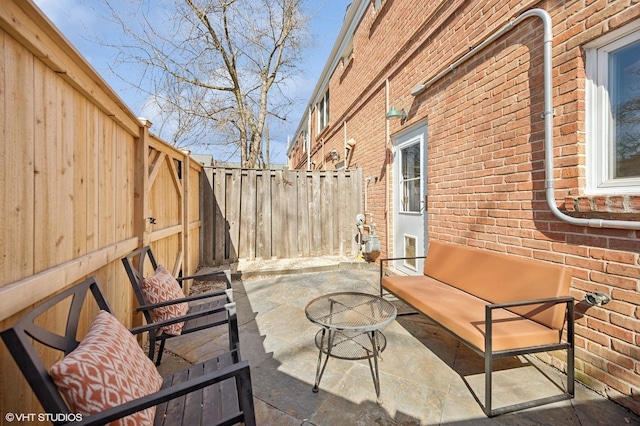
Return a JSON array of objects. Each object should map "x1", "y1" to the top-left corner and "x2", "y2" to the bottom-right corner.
[{"x1": 157, "y1": 259, "x2": 640, "y2": 426}]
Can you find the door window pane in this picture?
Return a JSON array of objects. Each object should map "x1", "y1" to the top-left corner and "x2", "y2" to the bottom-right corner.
[{"x1": 400, "y1": 144, "x2": 421, "y2": 212}]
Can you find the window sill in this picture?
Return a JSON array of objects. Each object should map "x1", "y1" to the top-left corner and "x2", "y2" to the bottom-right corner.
[{"x1": 562, "y1": 195, "x2": 640, "y2": 220}]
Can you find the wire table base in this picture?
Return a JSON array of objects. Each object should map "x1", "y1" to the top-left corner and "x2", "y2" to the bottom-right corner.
[{"x1": 305, "y1": 292, "x2": 397, "y2": 402}]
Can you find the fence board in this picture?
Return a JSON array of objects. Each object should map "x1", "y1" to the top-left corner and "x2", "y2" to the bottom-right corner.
[
  {"x1": 284, "y1": 169, "x2": 299, "y2": 258},
  {"x1": 297, "y1": 171, "x2": 310, "y2": 257},
  {"x1": 240, "y1": 169, "x2": 257, "y2": 259},
  {"x1": 2, "y1": 36, "x2": 35, "y2": 282},
  {"x1": 337, "y1": 171, "x2": 347, "y2": 255},
  {"x1": 214, "y1": 168, "x2": 227, "y2": 264},
  {"x1": 227, "y1": 169, "x2": 242, "y2": 262},
  {"x1": 202, "y1": 167, "x2": 361, "y2": 265},
  {"x1": 272, "y1": 169, "x2": 286, "y2": 257},
  {"x1": 256, "y1": 170, "x2": 272, "y2": 259}
]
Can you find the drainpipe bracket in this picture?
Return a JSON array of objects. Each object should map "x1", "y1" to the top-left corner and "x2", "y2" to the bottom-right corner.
[{"x1": 541, "y1": 109, "x2": 556, "y2": 118}]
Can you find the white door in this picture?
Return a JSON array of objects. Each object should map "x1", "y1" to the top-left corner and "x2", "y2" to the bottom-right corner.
[{"x1": 393, "y1": 124, "x2": 427, "y2": 275}]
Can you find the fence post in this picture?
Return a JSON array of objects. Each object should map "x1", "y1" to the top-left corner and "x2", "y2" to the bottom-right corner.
[
  {"x1": 135, "y1": 119, "x2": 152, "y2": 248},
  {"x1": 181, "y1": 149, "x2": 191, "y2": 291}
]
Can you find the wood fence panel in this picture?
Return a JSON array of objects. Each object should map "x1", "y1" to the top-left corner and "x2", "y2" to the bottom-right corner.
[
  {"x1": 284, "y1": 169, "x2": 299, "y2": 258},
  {"x1": 201, "y1": 168, "x2": 214, "y2": 263},
  {"x1": 240, "y1": 169, "x2": 257, "y2": 259},
  {"x1": 2, "y1": 35, "x2": 35, "y2": 283},
  {"x1": 227, "y1": 169, "x2": 242, "y2": 262},
  {"x1": 213, "y1": 168, "x2": 227, "y2": 264},
  {"x1": 86, "y1": 103, "x2": 101, "y2": 253},
  {"x1": 1, "y1": 2, "x2": 203, "y2": 417},
  {"x1": 337, "y1": 171, "x2": 347, "y2": 255},
  {"x1": 297, "y1": 171, "x2": 311, "y2": 257},
  {"x1": 310, "y1": 171, "x2": 322, "y2": 256},
  {"x1": 72, "y1": 91, "x2": 89, "y2": 259},
  {"x1": 256, "y1": 170, "x2": 272, "y2": 259},
  {"x1": 272, "y1": 169, "x2": 286, "y2": 257},
  {"x1": 202, "y1": 167, "x2": 362, "y2": 265}
]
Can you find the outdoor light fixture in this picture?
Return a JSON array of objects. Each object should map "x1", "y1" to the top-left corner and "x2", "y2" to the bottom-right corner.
[
  {"x1": 330, "y1": 148, "x2": 340, "y2": 161},
  {"x1": 386, "y1": 106, "x2": 407, "y2": 121},
  {"x1": 584, "y1": 291, "x2": 611, "y2": 307}
]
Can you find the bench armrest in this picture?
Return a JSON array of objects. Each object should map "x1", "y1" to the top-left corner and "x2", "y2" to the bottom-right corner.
[
  {"x1": 379, "y1": 255, "x2": 427, "y2": 277},
  {"x1": 487, "y1": 295, "x2": 574, "y2": 311},
  {"x1": 485, "y1": 296, "x2": 575, "y2": 354},
  {"x1": 70, "y1": 359, "x2": 250, "y2": 426},
  {"x1": 380, "y1": 255, "x2": 427, "y2": 264},
  {"x1": 379, "y1": 256, "x2": 428, "y2": 295}
]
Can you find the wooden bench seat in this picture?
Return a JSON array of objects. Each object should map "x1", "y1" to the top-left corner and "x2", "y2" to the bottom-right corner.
[{"x1": 380, "y1": 240, "x2": 575, "y2": 417}]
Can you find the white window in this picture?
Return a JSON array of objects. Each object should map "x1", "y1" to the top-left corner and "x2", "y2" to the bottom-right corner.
[
  {"x1": 317, "y1": 90, "x2": 329, "y2": 133},
  {"x1": 585, "y1": 21, "x2": 640, "y2": 194},
  {"x1": 301, "y1": 130, "x2": 308, "y2": 153}
]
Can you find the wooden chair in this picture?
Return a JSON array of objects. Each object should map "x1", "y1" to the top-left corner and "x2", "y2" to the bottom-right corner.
[
  {"x1": 0, "y1": 276, "x2": 256, "y2": 426},
  {"x1": 122, "y1": 246, "x2": 238, "y2": 365}
]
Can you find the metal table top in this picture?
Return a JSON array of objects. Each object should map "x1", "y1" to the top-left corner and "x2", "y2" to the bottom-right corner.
[{"x1": 305, "y1": 292, "x2": 397, "y2": 332}]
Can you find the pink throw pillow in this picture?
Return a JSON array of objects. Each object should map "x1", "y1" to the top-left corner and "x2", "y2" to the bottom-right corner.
[
  {"x1": 50, "y1": 310, "x2": 163, "y2": 425},
  {"x1": 142, "y1": 265, "x2": 189, "y2": 335}
]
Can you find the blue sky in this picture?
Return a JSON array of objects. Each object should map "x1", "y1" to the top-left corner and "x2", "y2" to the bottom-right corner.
[{"x1": 32, "y1": 0, "x2": 350, "y2": 164}]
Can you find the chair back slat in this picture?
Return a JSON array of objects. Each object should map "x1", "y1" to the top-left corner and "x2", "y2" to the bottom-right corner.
[
  {"x1": 0, "y1": 277, "x2": 112, "y2": 417},
  {"x1": 122, "y1": 247, "x2": 159, "y2": 323}
]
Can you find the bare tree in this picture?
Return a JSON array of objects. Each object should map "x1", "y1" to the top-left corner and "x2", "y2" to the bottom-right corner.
[{"x1": 104, "y1": 0, "x2": 310, "y2": 167}]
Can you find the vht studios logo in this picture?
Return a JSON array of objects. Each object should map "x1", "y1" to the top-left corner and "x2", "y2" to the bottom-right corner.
[{"x1": 5, "y1": 412, "x2": 83, "y2": 423}]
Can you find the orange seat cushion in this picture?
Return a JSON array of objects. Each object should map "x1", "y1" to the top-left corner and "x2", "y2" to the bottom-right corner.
[
  {"x1": 382, "y1": 241, "x2": 572, "y2": 353},
  {"x1": 423, "y1": 241, "x2": 571, "y2": 330},
  {"x1": 382, "y1": 275, "x2": 562, "y2": 352}
]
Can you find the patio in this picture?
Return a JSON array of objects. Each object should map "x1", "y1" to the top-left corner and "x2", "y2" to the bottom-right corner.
[{"x1": 158, "y1": 260, "x2": 640, "y2": 426}]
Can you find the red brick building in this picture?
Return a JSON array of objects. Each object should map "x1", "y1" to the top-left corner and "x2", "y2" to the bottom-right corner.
[{"x1": 288, "y1": 0, "x2": 640, "y2": 414}]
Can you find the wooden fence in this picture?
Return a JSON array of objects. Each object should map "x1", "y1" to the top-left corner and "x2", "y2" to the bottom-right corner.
[
  {"x1": 201, "y1": 167, "x2": 363, "y2": 264},
  {"x1": 0, "y1": 1, "x2": 202, "y2": 417}
]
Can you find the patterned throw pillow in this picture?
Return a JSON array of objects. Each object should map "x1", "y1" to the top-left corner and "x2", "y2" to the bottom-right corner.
[
  {"x1": 50, "y1": 310, "x2": 163, "y2": 425},
  {"x1": 142, "y1": 265, "x2": 189, "y2": 335}
]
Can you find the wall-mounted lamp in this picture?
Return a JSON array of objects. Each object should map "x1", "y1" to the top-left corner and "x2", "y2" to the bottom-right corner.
[
  {"x1": 386, "y1": 106, "x2": 407, "y2": 121},
  {"x1": 330, "y1": 148, "x2": 340, "y2": 161},
  {"x1": 584, "y1": 291, "x2": 611, "y2": 307}
]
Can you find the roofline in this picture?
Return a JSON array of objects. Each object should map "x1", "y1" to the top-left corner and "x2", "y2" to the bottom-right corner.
[{"x1": 287, "y1": 0, "x2": 367, "y2": 156}]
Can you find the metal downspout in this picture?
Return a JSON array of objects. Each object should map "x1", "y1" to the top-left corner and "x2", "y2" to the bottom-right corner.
[
  {"x1": 411, "y1": 8, "x2": 640, "y2": 230},
  {"x1": 307, "y1": 107, "x2": 312, "y2": 170}
]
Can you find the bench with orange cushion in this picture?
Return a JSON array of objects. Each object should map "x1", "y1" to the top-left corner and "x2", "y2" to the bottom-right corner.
[{"x1": 380, "y1": 241, "x2": 574, "y2": 417}]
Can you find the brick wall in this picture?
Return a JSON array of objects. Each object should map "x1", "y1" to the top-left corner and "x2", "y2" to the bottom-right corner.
[{"x1": 294, "y1": 0, "x2": 640, "y2": 413}]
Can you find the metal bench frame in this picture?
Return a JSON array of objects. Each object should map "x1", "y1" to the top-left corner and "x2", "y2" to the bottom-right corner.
[{"x1": 380, "y1": 256, "x2": 575, "y2": 417}]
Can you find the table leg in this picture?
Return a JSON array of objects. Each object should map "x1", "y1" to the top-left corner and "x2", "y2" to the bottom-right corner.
[
  {"x1": 313, "y1": 328, "x2": 334, "y2": 393},
  {"x1": 366, "y1": 330, "x2": 382, "y2": 403}
]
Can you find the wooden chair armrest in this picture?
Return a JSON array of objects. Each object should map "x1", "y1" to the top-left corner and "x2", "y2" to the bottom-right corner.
[{"x1": 71, "y1": 360, "x2": 250, "y2": 426}]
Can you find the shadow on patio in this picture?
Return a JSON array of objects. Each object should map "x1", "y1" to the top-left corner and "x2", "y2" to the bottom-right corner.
[{"x1": 157, "y1": 261, "x2": 640, "y2": 426}]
